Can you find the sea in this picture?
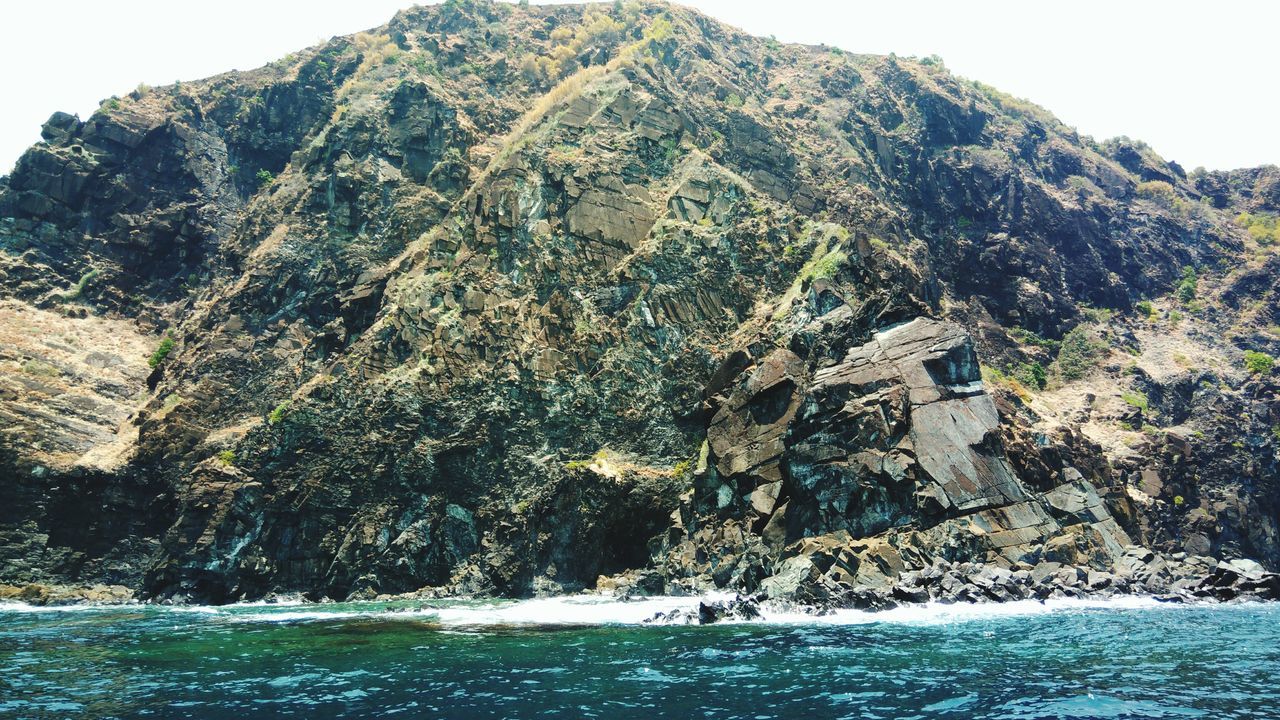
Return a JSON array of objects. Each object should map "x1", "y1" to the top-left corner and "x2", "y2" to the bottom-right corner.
[{"x1": 2, "y1": 595, "x2": 1277, "y2": 719}]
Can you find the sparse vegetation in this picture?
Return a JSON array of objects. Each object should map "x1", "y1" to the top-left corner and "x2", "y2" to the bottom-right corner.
[
  {"x1": 148, "y1": 335, "x2": 175, "y2": 368},
  {"x1": 1236, "y1": 212, "x2": 1280, "y2": 245},
  {"x1": 1121, "y1": 390, "x2": 1150, "y2": 413},
  {"x1": 255, "y1": 169, "x2": 275, "y2": 188},
  {"x1": 1008, "y1": 327, "x2": 1061, "y2": 352},
  {"x1": 1176, "y1": 266, "x2": 1197, "y2": 304},
  {"x1": 1011, "y1": 362, "x2": 1047, "y2": 390},
  {"x1": 981, "y1": 365, "x2": 1033, "y2": 401},
  {"x1": 669, "y1": 458, "x2": 693, "y2": 477},
  {"x1": 1135, "y1": 180, "x2": 1176, "y2": 206},
  {"x1": 1135, "y1": 300, "x2": 1155, "y2": 319},
  {"x1": 268, "y1": 401, "x2": 291, "y2": 425},
  {"x1": 217, "y1": 450, "x2": 236, "y2": 467},
  {"x1": 1055, "y1": 324, "x2": 1109, "y2": 381},
  {"x1": 20, "y1": 359, "x2": 60, "y2": 378},
  {"x1": 518, "y1": 9, "x2": 629, "y2": 84},
  {"x1": 565, "y1": 448, "x2": 610, "y2": 472},
  {"x1": 1066, "y1": 175, "x2": 1103, "y2": 197},
  {"x1": 802, "y1": 250, "x2": 847, "y2": 281},
  {"x1": 61, "y1": 268, "x2": 101, "y2": 301},
  {"x1": 1244, "y1": 350, "x2": 1275, "y2": 374}
]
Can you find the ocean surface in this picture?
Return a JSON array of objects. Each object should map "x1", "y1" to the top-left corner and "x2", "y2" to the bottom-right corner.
[{"x1": 1, "y1": 595, "x2": 1277, "y2": 719}]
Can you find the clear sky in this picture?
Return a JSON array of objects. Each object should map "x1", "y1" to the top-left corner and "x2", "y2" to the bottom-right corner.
[{"x1": 1, "y1": 1, "x2": 1276, "y2": 174}]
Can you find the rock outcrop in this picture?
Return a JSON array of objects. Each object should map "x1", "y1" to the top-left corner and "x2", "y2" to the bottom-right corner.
[
  {"x1": 653, "y1": 317, "x2": 1134, "y2": 606},
  {"x1": 0, "y1": 1, "x2": 1276, "y2": 608}
]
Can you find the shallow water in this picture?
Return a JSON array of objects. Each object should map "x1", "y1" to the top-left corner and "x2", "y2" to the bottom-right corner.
[{"x1": 2, "y1": 596, "x2": 1277, "y2": 719}]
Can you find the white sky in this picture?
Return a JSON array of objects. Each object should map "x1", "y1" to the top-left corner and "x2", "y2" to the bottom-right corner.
[{"x1": 1, "y1": 1, "x2": 1276, "y2": 174}]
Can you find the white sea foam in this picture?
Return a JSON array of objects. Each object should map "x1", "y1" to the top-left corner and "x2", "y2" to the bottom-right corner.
[
  {"x1": 2, "y1": 593, "x2": 1263, "y2": 627},
  {"x1": 153, "y1": 594, "x2": 1194, "y2": 627},
  {"x1": 195, "y1": 594, "x2": 725, "y2": 626},
  {"x1": 760, "y1": 595, "x2": 1170, "y2": 626},
  {"x1": 0, "y1": 602, "x2": 136, "y2": 614}
]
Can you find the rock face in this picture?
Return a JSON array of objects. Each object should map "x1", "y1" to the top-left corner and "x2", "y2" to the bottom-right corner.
[
  {"x1": 656, "y1": 317, "x2": 1133, "y2": 605},
  {"x1": 0, "y1": 1, "x2": 1277, "y2": 606}
]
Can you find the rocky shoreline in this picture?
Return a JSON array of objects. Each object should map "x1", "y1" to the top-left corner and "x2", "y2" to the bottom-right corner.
[
  {"x1": 6, "y1": 548, "x2": 1277, "y2": 622},
  {"x1": 651, "y1": 551, "x2": 1280, "y2": 624}
]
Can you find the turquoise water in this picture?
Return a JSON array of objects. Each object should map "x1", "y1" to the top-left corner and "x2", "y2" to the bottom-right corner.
[{"x1": 2, "y1": 596, "x2": 1278, "y2": 719}]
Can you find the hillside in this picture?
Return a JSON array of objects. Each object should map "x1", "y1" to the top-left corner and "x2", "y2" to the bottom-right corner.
[{"x1": 2, "y1": 0, "x2": 1278, "y2": 605}]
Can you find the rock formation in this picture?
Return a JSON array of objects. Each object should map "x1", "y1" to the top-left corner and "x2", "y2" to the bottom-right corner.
[{"x1": 1, "y1": 0, "x2": 1277, "y2": 607}]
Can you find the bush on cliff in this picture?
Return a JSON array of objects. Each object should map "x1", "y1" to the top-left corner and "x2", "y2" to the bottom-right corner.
[
  {"x1": 1176, "y1": 266, "x2": 1198, "y2": 304},
  {"x1": 1055, "y1": 325, "x2": 1109, "y2": 381},
  {"x1": 1244, "y1": 350, "x2": 1275, "y2": 374},
  {"x1": 1136, "y1": 180, "x2": 1176, "y2": 206},
  {"x1": 148, "y1": 336, "x2": 175, "y2": 368}
]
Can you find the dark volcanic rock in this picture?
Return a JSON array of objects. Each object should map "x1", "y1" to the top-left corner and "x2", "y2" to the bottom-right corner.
[{"x1": 0, "y1": 1, "x2": 1275, "y2": 607}]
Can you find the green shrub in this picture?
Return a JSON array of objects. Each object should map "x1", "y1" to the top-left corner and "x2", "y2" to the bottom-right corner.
[
  {"x1": 267, "y1": 401, "x2": 291, "y2": 425},
  {"x1": 1121, "y1": 390, "x2": 1149, "y2": 412},
  {"x1": 1244, "y1": 350, "x2": 1275, "y2": 374},
  {"x1": 981, "y1": 365, "x2": 1033, "y2": 400},
  {"x1": 1236, "y1": 212, "x2": 1280, "y2": 245},
  {"x1": 217, "y1": 450, "x2": 236, "y2": 467},
  {"x1": 1176, "y1": 266, "x2": 1197, "y2": 304},
  {"x1": 1012, "y1": 361, "x2": 1047, "y2": 390},
  {"x1": 1008, "y1": 327, "x2": 1061, "y2": 352},
  {"x1": 62, "y1": 268, "x2": 101, "y2": 301},
  {"x1": 802, "y1": 250, "x2": 848, "y2": 282},
  {"x1": 408, "y1": 54, "x2": 439, "y2": 77},
  {"x1": 1055, "y1": 325, "x2": 1109, "y2": 381},
  {"x1": 256, "y1": 169, "x2": 275, "y2": 188},
  {"x1": 148, "y1": 336, "x2": 175, "y2": 368},
  {"x1": 1136, "y1": 180, "x2": 1176, "y2": 206},
  {"x1": 20, "y1": 359, "x2": 60, "y2": 378},
  {"x1": 724, "y1": 93, "x2": 744, "y2": 108},
  {"x1": 1135, "y1": 300, "x2": 1155, "y2": 319}
]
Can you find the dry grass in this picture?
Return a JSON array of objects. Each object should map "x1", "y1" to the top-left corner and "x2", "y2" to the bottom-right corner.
[
  {"x1": 0, "y1": 300, "x2": 156, "y2": 471},
  {"x1": 469, "y1": 20, "x2": 665, "y2": 194}
]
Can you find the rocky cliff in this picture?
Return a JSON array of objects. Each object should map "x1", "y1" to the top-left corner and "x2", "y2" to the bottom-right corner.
[{"x1": 2, "y1": 0, "x2": 1278, "y2": 606}]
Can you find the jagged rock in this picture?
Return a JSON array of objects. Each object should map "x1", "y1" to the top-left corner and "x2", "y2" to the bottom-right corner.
[{"x1": 0, "y1": 1, "x2": 1274, "y2": 608}]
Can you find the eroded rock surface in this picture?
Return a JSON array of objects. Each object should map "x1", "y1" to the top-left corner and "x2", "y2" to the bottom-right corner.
[{"x1": 0, "y1": 1, "x2": 1276, "y2": 607}]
